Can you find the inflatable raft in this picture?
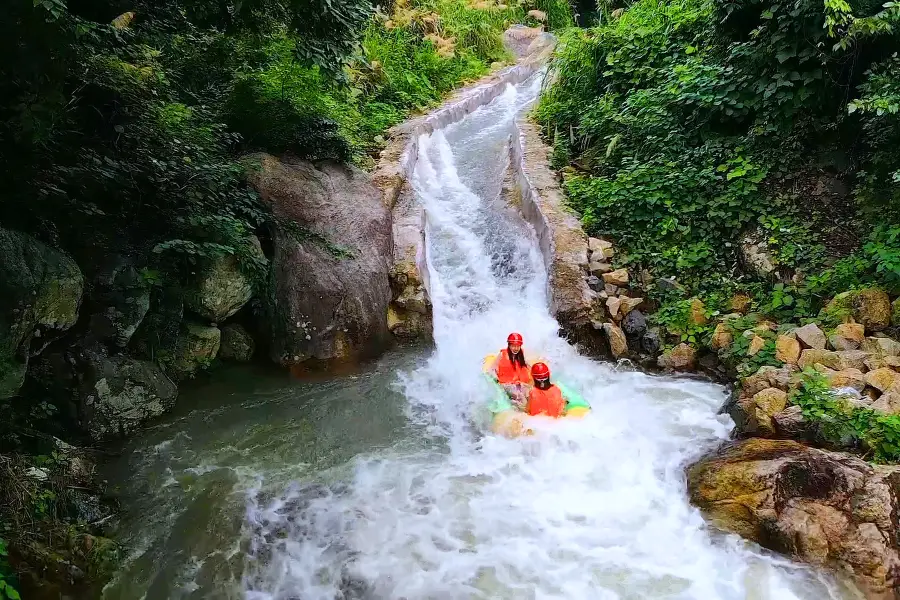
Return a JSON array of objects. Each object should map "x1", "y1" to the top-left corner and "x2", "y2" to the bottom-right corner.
[{"x1": 482, "y1": 354, "x2": 590, "y2": 438}]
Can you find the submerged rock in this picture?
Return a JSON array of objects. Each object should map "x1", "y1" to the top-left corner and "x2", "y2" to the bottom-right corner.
[
  {"x1": 688, "y1": 438, "x2": 900, "y2": 597},
  {"x1": 248, "y1": 154, "x2": 392, "y2": 365},
  {"x1": 0, "y1": 227, "x2": 84, "y2": 399}
]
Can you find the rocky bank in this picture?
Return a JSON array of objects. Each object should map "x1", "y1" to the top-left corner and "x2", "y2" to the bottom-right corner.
[{"x1": 509, "y1": 63, "x2": 900, "y2": 596}]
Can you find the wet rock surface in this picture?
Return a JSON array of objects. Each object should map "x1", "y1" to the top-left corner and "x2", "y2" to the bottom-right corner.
[
  {"x1": 248, "y1": 154, "x2": 393, "y2": 365},
  {"x1": 688, "y1": 438, "x2": 900, "y2": 598}
]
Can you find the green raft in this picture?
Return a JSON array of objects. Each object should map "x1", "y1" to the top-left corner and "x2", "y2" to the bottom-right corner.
[{"x1": 483, "y1": 374, "x2": 591, "y2": 416}]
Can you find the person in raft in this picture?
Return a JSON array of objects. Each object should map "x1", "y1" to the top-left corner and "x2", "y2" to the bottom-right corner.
[
  {"x1": 489, "y1": 332, "x2": 532, "y2": 407},
  {"x1": 526, "y1": 362, "x2": 566, "y2": 418}
]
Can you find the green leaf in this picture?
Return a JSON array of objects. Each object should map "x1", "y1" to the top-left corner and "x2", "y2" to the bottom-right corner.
[{"x1": 776, "y1": 50, "x2": 794, "y2": 63}]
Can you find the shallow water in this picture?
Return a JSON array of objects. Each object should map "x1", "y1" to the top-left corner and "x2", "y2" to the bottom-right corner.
[{"x1": 101, "y1": 73, "x2": 858, "y2": 600}]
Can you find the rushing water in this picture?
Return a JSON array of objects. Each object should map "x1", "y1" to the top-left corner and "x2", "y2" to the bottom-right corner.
[{"x1": 101, "y1": 73, "x2": 858, "y2": 599}]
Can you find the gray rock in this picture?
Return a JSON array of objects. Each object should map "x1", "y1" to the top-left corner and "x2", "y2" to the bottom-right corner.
[
  {"x1": 641, "y1": 329, "x2": 662, "y2": 355},
  {"x1": 248, "y1": 155, "x2": 393, "y2": 365},
  {"x1": 622, "y1": 310, "x2": 647, "y2": 353},
  {"x1": 586, "y1": 275, "x2": 603, "y2": 292},
  {"x1": 657, "y1": 277, "x2": 683, "y2": 293},
  {"x1": 0, "y1": 227, "x2": 84, "y2": 399},
  {"x1": 86, "y1": 257, "x2": 150, "y2": 349},
  {"x1": 773, "y1": 405, "x2": 808, "y2": 439},
  {"x1": 183, "y1": 236, "x2": 264, "y2": 322},
  {"x1": 738, "y1": 228, "x2": 777, "y2": 278},
  {"x1": 31, "y1": 348, "x2": 177, "y2": 441},
  {"x1": 219, "y1": 323, "x2": 255, "y2": 362},
  {"x1": 794, "y1": 323, "x2": 827, "y2": 350}
]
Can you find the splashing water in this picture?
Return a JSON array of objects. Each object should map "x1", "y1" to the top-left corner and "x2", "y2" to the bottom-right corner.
[{"x1": 101, "y1": 73, "x2": 858, "y2": 599}]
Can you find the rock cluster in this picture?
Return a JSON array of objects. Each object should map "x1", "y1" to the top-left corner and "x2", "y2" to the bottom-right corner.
[
  {"x1": 578, "y1": 236, "x2": 664, "y2": 361},
  {"x1": 727, "y1": 315, "x2": 900, "y2": 443}
]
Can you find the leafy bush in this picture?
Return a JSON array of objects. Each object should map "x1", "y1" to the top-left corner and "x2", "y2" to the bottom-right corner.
[
  {"x1": 536, "y1": 0, "x2": 900, "y2": 325},
  {"x1": 0, "y1": 536, "x2": 19, "y2": 600},
  {"x1": 791, "y1": 369, "x2": 900, "y2": 463}
]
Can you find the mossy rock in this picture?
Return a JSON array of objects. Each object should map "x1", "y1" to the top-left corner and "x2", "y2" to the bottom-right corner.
[
  {"x1": 0, "y1": 227, "x2": 84, "y2": 399},
  {"x1": 169, "y1": 322, "x2": 221, "y2": 379},
  {"x1": 183, "y1": 236, "x2": 264, "y2": 322}
]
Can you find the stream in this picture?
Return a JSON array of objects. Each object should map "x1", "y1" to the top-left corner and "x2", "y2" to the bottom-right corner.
[{"x1": 100, "y1": 73, "x2": 856, "y2": 599}]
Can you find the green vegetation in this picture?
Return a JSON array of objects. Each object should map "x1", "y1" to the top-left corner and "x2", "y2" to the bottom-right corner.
[
  {"x1": 791, "y1": 369, "x2": 900, "y2": 463},
  {"x1": 0, "y1": 536, "x2": 19, "y2": 600},
  {"x1": 2, "y1": 0, "x2": 569, "y2": 288},
  {"x1": 536, "y1": 0, "x2": 900, "y2": 323}
]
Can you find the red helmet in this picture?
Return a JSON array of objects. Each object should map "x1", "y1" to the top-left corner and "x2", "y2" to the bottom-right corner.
[
  {"x1": 531, "y1": 362, "x2": 550, "y2": 380},
  {"x1": 507, "y1": 332, "x2": 523, "y2": 345}
]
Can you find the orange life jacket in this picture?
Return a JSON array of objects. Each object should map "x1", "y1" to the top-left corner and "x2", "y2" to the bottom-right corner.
[
  {"x1": 496, "y1": 349, "x2": 532, "y2": 384},
  {"x1": 527, "y1": 384, "x2": 565, "y2": 418}
]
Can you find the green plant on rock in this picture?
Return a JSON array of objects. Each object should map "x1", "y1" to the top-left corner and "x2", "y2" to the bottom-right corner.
[
  {"x1": 720, "y1": 321, "x2": 782, "y2": 375},
  {"x1": 651, "y1": 297, "x2": 717, "y2": 348},
  {"x1": 0, "y1": 536, "x2": 20, "y2": 600},
  {"x1": 791, "y1": 368, "x2": 900, "y2": 463}
]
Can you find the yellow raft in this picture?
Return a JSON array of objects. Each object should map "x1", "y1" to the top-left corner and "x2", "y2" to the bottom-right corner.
[{"x1": 482, "y1": 354, "x2": 590, "y2": 438}]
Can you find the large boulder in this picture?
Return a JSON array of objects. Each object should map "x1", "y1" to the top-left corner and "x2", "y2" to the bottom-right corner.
[
  {"x1": 30, "y1": 348, "x2": 177, "y2": 441},
  {"x1": 183, "y1": 237, "x2": 264, "y2": 323},
  {"x1": 826, "y1": 289, "x2": 893, "y2": 333},
  {"x1": 0, "y1": 228, "x2": 84, "y2": 399},
  {"x1": 688, "y1": 438, "x2": 900, "y2": 598},
  {"x1": 84, "y1": 257, "x2": 150, "y2": 349},
  {"x1": 247, "y1": 154, "x2": 393, "y2": 365}
]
